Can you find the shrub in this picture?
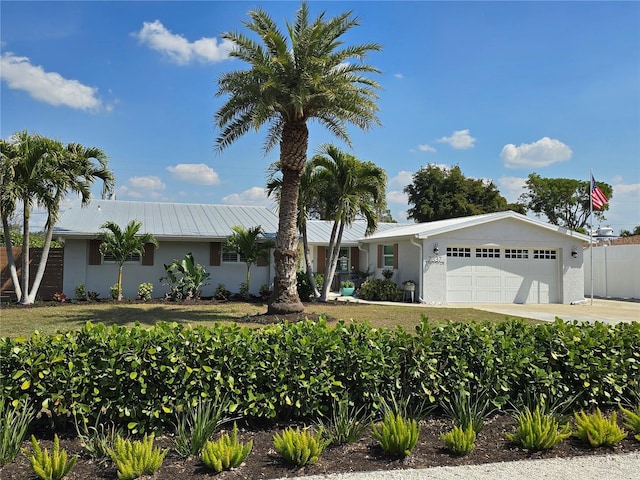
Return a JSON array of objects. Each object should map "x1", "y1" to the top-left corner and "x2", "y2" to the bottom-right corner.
[
  {"x1": 296, "y1": 271, "x2": 314, "y2": 301},
  {"x1": 201, "y1": 422, "x2": 252, "y2": 473},
  {"x1": 441, "y1": 388, "x2": 495, "y2": 434},
  {"x1": 214, "y1": 283, "x2": 231, "y2": 301},
  {"x1": 173, "y1": 396, "x2": 233, "y2": 458},
  {"x1": 136, "y1": 283, "x2": 153, "y2": 302},
  {"x1": 340, "y1": 280, "x2": 354, "y2": 289},
  {"x1": 74, "y1": 284, "x2": 87, "y2": 301},
  {"x1": 87, "y1": 291, "x2": 100, "y2": 301},
  {"x1": 238, "y1": 282, "x2": 249, "y2": 298},
  {"x1": 371, "y1": 412, "x2": 420, "y2": 458},
  {"x1": 315, "y1": 396, "x2": 371, "y2": 446},
  {"x1": 620, "y1": 404, "x2": 640, "y2": 440},
  {"x1": 358, "y1": 279, "x2": 403, "y2": 301},
  {"x1": 161, "y1": 252, "x2": 210, "y2": 301},
  {"x1": 108, "y1": 433, "x2": 168, "y2": 480},
  {"x1": 109, "y1": 284, "x2": 120, "y2": 301},
  {"x1": 73, "y1": 412, "x2": 125, "y2": 462},
  {"x1": 382, "y1": 269, "x2": 394, "y2": 279},
  {"x1": 273, "y1": 427, "x2": 327, "y2": 466},
  {"x1": 22, "y1": 434, "x2": 77, "y2": 480},
  {"x1": 574, "y1": 408, "x2": 627, "y2": 447},
  {"x1": 506, "y1": 405, "x2": 571, "y2": 451},
  {"x1": 441, "y1": 424, "x2": 476, "y2": 456},
  {"x1": 1, "y1": 398, "x2": 34, "y2": 466},
  {"x1": 259, "y1": 283, "x2": 271, "y2": 300}
]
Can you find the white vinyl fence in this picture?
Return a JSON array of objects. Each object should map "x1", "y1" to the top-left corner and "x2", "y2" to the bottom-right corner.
[{"x1": 584, "y1": 244, "x2": 640, "y2": 300}]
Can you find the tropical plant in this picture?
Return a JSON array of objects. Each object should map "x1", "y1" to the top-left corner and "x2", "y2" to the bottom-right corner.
[
  {"x1": 98, "y1": 220, "x2": 157, "y2": 301},
  {"x1": 441, "y1": 388, "x2": 495, "y2": 434},
  {"x1": 1, "y1": 131, "x2": 113, "y2": 304},
  {"x1": 136, "y1": 283, "x2": 153, "y2": 301},
  {"x1": 506, "y1": 405, "x2": 572, "y2": 451},
  {"x1": 201, "y1": 423, "x2": 253, "y2": 473},
  {"x1": 357, "y1": 278, "x2": 403, "y2": 302},
  {"x1": 173, "y1": 396, "x2": 234, "y2": 458},
  {"x1": 315, "y1": 396, "x2": 371, "y2": 446},
  {"x1": 311, "y1": 145, "x2": 386, "y2": 301},
  {"x1": 213, "y1": 283, "x2": 231, "y2": 301},
  {"x1": 620, "y1": 404, "x2": 640, "y2": 440},
  {"x1": 340, "y1": 280, "x2": 355, "y2": 289},
  {"x1": 215, "y1": 1, "x2": 382, "y2": 314},
  {"x1": 272, "y1": 427, "x2": 328, "y2": 466},
  {"x1": 108, "y1": 433, "x2": 168, "y2": 480},
  {"x1": 381, "y1": 269, "x2": 394, "y2": 279},
  {"x1": 441, "y1": 424, "x2": 476, "y2": 456},
  {"x1": 22, "y1": 434, "x2": 77, "y2": 480},
  {"x1": 161, "y1": 252, "x2": 210, "y2": 301},
  {"x1": 74, "y1": 284, "x2": 87, "y2": 301},
  {"x1": 371, "y1": 412, "x2": 420, "y2": 458},
  {"x1": 1, "y1": 398, "x2": 34, "y2": 466},
  {"x1": 73, "y1": 412, "x2": 125, "y2": 463},
  {"x1": 224, "y1": 225, "x2": 274, "y2": 297},
  {"x1": 574, "y1": 408, "x2": 627, "y2": 447}
]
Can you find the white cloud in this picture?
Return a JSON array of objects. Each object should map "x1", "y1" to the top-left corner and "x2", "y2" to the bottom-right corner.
[
  {"x1": 222, "y1": 187, "x2": 272, "y2": 207},
  {"x1": 166, "y1": 163, "x2": 220, "y2": 185},
  {"x1": 387, "y1": 190, "x2": 408, "y2": 204},
  {"x1": 134, "y1": 20, "x2": 234, "y2": 65},
  {"x1": 388, "y1": 171, "x2": 413, "y2": 189},
  {"x1": 394, "y1": 73, "x2": 403, "y2": 79},
  {"x1": 436, "y1": 129, "x2": 476, "y2": 149},
  {"x1": 0, "y1": 52, "x2": 102, "y2": 111},
  {"x1": 501, "y1": 137, "x2": 572, "y2": 169},
  {"x1": 498, "y1": 175, "x2": 527, "y2": 203},
  {"x1": 418, "y1": 144, "x2": 437, "y2": 153},
  {"x1": 118, "y1": 176, "x2": 166, "y2": 199}
]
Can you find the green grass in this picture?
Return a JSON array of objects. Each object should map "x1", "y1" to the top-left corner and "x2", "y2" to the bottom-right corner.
[{"x1": 0, "y1": 300, "x2": 540, "y2": 338}]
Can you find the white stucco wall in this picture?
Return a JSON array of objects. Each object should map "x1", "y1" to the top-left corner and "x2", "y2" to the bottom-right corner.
[
  {"x1": 63, "y1": 239, "x2": 273, "y2": 300},
  {"x1": 584, "y1": 244, "x2": 640, "y2": 299}
]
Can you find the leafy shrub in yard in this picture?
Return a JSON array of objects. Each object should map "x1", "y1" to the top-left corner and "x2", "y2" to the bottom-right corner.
[
  {"x1": 357, "y1": 278, "x2": 403, "y2": 301},
  {"x1": 108, "y1": 433, "x2": 168, "y2": 480},
  {"x1": 574, "y1": 408, "x2": 627, "y2": 447},
  {"x1": 136, "y1": 283, "x2": 153, "y2": 301},
  {"x1": 371, "y1": 412, "x2": 420, "y2": 458},
  {"x1": 201, "y1": 423, "x2": 252, "y2": 472},
  {"x1": 273, "y1": 427, "x2": 327, "y2": 466},
  {"x1": 23, "y1": 434, "x2": 77, "y2": 480},
  {"x1": 441, "y1": 424, "x2": 476, "y2": 456},
  {"x1": 506, "y1": 405, "x2": 571, "y2": 451},
  {"x1": 74, "y1": 284, "x2": 86, "y2": 301}
]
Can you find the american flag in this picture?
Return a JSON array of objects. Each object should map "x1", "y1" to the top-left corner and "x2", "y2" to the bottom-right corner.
[{"x1": 590, "y1": 173, "x2": 608, "y2": 210}]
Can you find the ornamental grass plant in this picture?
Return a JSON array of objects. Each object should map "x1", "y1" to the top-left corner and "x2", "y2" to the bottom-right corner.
[
  {"x1": 574, "y1": 408, "x2": 627, "y2": 448},
  {"x1": 22, "y1": 434, "x2": 77, "y2": 480},
  {"x1": 441, "y1": 424, "x2": 476, "y2": 456},
  {"x1": 108, "y1": 433, "x2": 168, "y2": 480},
  {"x1": 273, "y1": 427, "x2": 328, "y2": 466},
  {"x1": 0, "y1": 398, "x2": 34, "y2": 466},
  {"x1": 371, "y1": 412, "x2": 420, "y2": 458},
  {"x1": 506, "y1": 404, "x2": 572, "y2": 451},
  {"x1": 201, "y1": 422, "x2": 252, "y2": 473}
]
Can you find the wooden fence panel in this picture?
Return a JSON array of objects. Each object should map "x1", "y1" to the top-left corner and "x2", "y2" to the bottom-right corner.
[{"x1": 0, "y1": 247, "x2": 64, "y2": 301}]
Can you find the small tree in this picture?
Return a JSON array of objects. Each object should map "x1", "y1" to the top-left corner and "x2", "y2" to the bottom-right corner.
[
  {"x1": 161, "y1": 252, "x2": 210, "y2": 301},
  {"x1": 98, "y1": 220, "x2": 157, "y2": 301},
  {"x1": 224, "y1": 226, "x2": 274, "y2": 298}
]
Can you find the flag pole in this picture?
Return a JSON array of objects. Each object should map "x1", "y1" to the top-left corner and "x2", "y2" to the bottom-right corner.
[{"x1": 589, "y1": 169, "x2": 594, "y2": 306}]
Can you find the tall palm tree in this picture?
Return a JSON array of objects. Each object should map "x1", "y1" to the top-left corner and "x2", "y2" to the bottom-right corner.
[
  {"x1": 0, "y1": 131, "x2": 114, "y2": 304},
  {"x1": 99, "y1": 220, "x2": 158, "y2": 301},
  {"x1": 215, "y1": 2, "x2": 382, "y2": 314},
  {"x1": 311, "y1": 144, "x2": 386, "y2": 302},
  {"x1": 224, "y1": 225, "x2": 274, "y2": 298}
]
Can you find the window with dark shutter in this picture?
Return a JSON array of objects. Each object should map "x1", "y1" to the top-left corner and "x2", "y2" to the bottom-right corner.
[
  {"x1": 88, "y1": 240, "x2": 102, "y2": 265},
  {"x1": 141, "y1": 243, "x2": 155, "y2": 266},
  {"x1": 210, "y1": 242, "x2": 221, "y2": 266}
]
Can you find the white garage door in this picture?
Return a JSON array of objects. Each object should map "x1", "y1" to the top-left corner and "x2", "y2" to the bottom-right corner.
[{"x1": 446, "y1": 247, "x2": 559, "y2": 303}]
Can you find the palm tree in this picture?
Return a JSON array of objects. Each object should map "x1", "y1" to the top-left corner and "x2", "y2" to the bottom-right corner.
[
  {"x1": 215, "y1": 2, "x2": 382, "y2": 314},
  {"x1": 224, "y1": 225, "x2": 274, "y2": 298},
  {"x1": 99, "y1": 220, "x2": 158, "y2": 301},
  {"x1": 0, "y1": 131, "x2": 114, "y2": 304},
  {"x1": 311, "y1": 144, "x2": 386, "y2": 302}
]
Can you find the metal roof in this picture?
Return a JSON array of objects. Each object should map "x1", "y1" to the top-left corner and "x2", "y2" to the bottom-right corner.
[
  {"x1": 362, "y1": 211, "x2": 591, "y2": 242},
  {"x1": 54, "y1": 199, "x2": 281, "y2": 239},
  {"x1": 305, "y1": 220, "x2": 408, "y2": 245}
]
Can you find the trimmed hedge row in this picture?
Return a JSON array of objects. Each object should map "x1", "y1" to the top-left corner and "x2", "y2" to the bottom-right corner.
[{"x1": 1, "y1": 318, "x2": 638, "y2": 433}]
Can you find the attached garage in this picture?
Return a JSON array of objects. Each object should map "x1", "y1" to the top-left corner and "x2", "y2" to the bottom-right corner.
[{"x1": 446, "y1": 246, "x2": 560, "y2": 303}]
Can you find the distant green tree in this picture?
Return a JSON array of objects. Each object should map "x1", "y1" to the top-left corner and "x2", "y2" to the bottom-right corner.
[
  {"x1": 404, "y1": 164, "x2": 515, "y2": 222},
  {"x1": 620, "y1": 226, "x2": 640, "y2": 237},
  {"x1": 519, "y1": 173, "x2": 613, "y2": 232},
  {"x1": 224, "y1": 225, "x2": 274, "y2": 298},
  {"x1": 99, "y1": 220, "x2": 158, "y2": 301}
]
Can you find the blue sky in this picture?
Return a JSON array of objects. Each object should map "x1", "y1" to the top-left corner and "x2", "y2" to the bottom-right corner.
[{"x1": 2, "y1": 1, "x2": 639, "y2": 233}]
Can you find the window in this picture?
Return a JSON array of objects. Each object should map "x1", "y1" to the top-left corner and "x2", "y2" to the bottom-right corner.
[
  {"x1": 533, "y1": 249, "x2": 557, "y2": 260},
  {"x1": 505, "y1": 248, "x2": 529, "y2": 259},
  {"x1": 222, "y1": 252, "x2": 247, "y2": 263},
  {"x1": 446, "y1": 247, "x2": 471, "y2": 257},
  {"x1": 102, "y1": 252, "x2": 140, "y2": 263},
  {"x1": 382, "y1": 245, "x2": 395, "y2": 267},
  {"x1": 475, "y1": 248, "x2": 500, "y2": 258}
]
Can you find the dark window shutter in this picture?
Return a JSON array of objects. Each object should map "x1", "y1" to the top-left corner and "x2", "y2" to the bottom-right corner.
[
  {"x1": 377, "y1": 245, "x2": 383, "y2": 268},
  {"x1": 141, "y1": 243, "x2": 155, "y2": 266},
  {"x1": 210, "y1": 242, "x2": 221, "y2": 266},
  {"x1": 350, "y1": 246, "x2": 360, "y2": 271},
  {"x1": 317, "y1": 246, "x2": 326, "y2": 274},
  {"x1": 257, "y1": 246, "x2": 268, "y2": 267},
  {"x1": 89, "y1": 240, "x2": 102, "y2": 265},
  {"x1": 393, "y1": 243, "x2": 399, "y2": 269}
]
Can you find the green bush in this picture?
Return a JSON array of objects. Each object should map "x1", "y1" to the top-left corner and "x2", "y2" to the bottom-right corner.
[
  {"x1": 620, "y1": 405, "x2": 640, "y2": 441},
  {"x1": 441, "y1": 424, "x2": 476, "y2": 456},
  {"x1": 108, "y1": 433, "x2": 167, "y2": 480},
  {"x1": 1, "y1": 398, "x2": 34, "y2": 466},
  {"x1": 74, "y1": 284, "x2": 86, "y2": 301},
  {"x1": 23, "y1": 434, "x2": 77, "y2": 480},
  {"x1": 574, "y1": 408, "x2": 627, "y2": 447},
  {"x1": 73, "y1": 412, "x2": 125, "y2": 462},
  {"x1": 506, "y1": 405, "x2": 571, "y2": 451},
  {"x1": 357, "y1": 279, "x2": 403, "y2": 301},
  {"x1": 273, "y1": 427, "x2": 327, "y2": 466},
  {"x1": 371, "y1": 412, "x2": 420, "y2": 458},
  {"x1": 201, "y1": 423, "x2": 252, "y2": 472},
  {"x1": 214, "y1": 283, "x2": 231, "y2": 301},
  {"x1": 315, "y1": 396, "x2": 371, "y2": 446},
  {"x1": 136, "y1": 283, "x2": 153, "y2": 302}
]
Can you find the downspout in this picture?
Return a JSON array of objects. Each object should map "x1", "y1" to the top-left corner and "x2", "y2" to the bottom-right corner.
[{"x1": 409, "y1": 236, "x2": 423, "y2": 302}]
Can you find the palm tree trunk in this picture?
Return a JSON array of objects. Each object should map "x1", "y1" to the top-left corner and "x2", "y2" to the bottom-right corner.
[
  {"x1": 1, "y1": 214, "x2": 22, "y2": 301},
  {"x1": 301, "y1": 226, "x2": 319, "y2": 298},
  {"x1": 117, "y1": 265, "x2": 123, "y2": 301},
  {"x1": 268, "y1": 123, "x2": 307, "y2": 315},
  {"x1": 19, "y1": 199, "x2": 30, "y2": 304},
  {"x1": 320, "y1": 220, "x2": 345, "y2": 302},
  {"x1": 26, "y1": 220, "x2": 55, "y2": 304}
]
